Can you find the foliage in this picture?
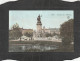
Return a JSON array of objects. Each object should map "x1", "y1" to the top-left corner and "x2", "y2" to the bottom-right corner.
[
  {"x1": 11, "y1": 23, "x2": 19, "y2": 29},
  {"x1": 60, "y1": 19, "x2": 74, "y2": 45},
  {"x1": 24, "y1": 32, "x2": 33, "y2": 37},
  {"x1": 45, "y1": 32, "x2": 59, "y2": 37},
  {"x1": 45, "y1": 33, "x2": 52, "y2": 37},
  {"x1": 52, "y1": 32, "x2": 60, "y2": 37},
  {"x1": 9, "y1": 23, "x2": 22, "y2": 40}
]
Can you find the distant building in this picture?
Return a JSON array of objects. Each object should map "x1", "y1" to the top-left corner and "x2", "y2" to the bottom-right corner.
[
  {"x1": 22, "y1": 29, "x2": 33, "y2": 35},
  {"x1": 49, "y1": 28, "x2": 60, "y2": 34},
  {"x1": 10, "y1": 27, "x2": 33, "y2": 36},
  {"x1": 42, "y1": 26, "x2": 51, "y2": 34}
]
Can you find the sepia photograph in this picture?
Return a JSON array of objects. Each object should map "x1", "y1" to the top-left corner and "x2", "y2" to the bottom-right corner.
[{"x1": 9, "y1": 10, "x2": 74, "y2": 52}]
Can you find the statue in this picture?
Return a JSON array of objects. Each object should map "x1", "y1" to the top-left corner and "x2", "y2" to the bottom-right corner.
[{"x1": 37, "y1": 15, "x2": 41, "y2": 21}]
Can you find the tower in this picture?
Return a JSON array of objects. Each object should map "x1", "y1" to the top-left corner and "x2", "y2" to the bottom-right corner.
[{"x1": 36, "y1": 15, "x2": 42, "y2": 37}]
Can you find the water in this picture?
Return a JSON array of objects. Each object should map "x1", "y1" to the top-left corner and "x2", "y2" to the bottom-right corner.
[{"x1": 9, "y1": 44, "x2": 59, "y2": 52}]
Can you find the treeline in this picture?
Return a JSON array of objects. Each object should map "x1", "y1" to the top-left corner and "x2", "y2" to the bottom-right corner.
[
  {"x1": 9, "y1": 23, "x2": 22, "y2": 40},
  {"x1": 60, "y1": 19, "x2": 74, "y2": 45}
]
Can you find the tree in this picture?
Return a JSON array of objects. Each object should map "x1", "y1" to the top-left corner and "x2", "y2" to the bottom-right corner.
[
  {"x1": 52, "y1": 32, "x2": 57, "y2": 36},
  {"x1": 60, "y1": 19, "x2": 74, "y2": 45},
  {"x1": 45, "y1": 33, "x2": 52, "y2": 37},
  {"x1": 9, "y1": 23, "x2": 22, "y2": 40},
  {"x1": 11, "y1": 23, "x2": 19, "y2": 29},
  {"x1": 24, "y1": 32, "x2": 33, "y2": 37}
]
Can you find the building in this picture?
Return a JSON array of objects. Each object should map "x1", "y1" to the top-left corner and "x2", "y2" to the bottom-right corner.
[
  {"x1": 10, "y1": 27, "x2": 33, "y2": 36},
  {"x1": 49, "y1": 28, "x2": 60, "y2": 34},
  {"x1": 22, "y1": 29, "x2": 33, "y2": 35}
]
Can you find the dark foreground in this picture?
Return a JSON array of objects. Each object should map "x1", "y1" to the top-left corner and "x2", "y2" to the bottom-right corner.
[{"x1": 9, "y1": 41, "x2": 74, "y2": 52}]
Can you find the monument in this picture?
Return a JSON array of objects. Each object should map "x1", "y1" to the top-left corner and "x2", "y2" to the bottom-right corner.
[
  {"x1": 33, "y1": 15, "x2": 61, "y2": 41},
  {"x1": 33, "y1": 15, "x2": 49, "y2": 40},
  {"x1": 36, "y1": 15, "x2": 42, "y2": 37}
]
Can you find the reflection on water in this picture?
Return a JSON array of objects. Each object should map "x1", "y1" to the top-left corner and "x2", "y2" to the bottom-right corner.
[{"x1": 9, "y1": 44, "x2": 59, "y2": 52}]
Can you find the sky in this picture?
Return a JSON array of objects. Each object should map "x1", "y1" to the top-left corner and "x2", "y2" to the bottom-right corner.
[{"x1": 9, "y1": 10, "x2": 74, "y2": 30}]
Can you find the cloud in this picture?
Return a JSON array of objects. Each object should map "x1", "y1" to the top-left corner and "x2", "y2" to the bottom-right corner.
[{"x1": 0, "y1": 0, "x2": 18, "y2": 5}]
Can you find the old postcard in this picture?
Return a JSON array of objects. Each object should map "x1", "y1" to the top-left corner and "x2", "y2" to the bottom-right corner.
[{"x1": 9, "y1": 10, "x2": 74, "y2": 52}]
